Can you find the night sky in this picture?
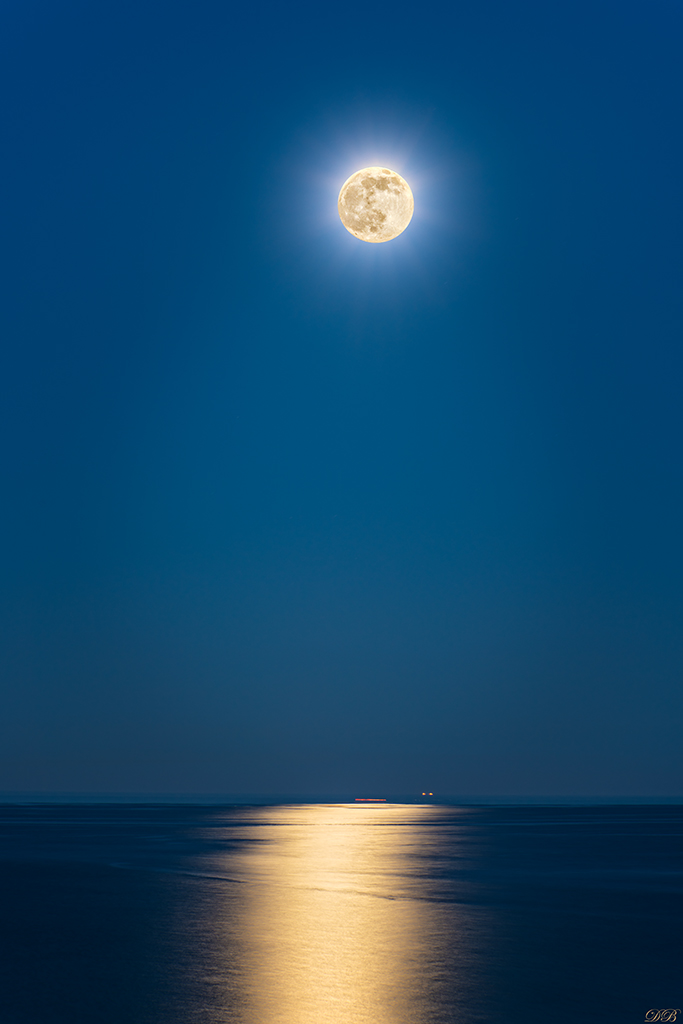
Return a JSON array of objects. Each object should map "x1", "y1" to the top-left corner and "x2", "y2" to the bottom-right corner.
[{"x1": 2, "y1": 0, "x2": 682, "y2": 798}]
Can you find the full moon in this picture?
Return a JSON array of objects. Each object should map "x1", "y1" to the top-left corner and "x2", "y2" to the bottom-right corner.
[{"x1": 338, "y1": 167, "x2": 414, "y2": 243}]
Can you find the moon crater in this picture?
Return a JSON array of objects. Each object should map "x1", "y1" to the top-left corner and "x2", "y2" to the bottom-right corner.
[{"x1": 338, "y1": 167, "x2": 414, "y2": 243}]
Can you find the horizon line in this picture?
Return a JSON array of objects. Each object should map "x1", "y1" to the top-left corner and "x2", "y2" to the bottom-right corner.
[{"x1": 0, "y1": 792, "x2": 681, "y2": 806}]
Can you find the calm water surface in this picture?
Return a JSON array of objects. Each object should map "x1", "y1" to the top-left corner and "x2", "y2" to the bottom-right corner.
[{"x1": 0, "y1": 803, "x2": 680, "y2": 1023}]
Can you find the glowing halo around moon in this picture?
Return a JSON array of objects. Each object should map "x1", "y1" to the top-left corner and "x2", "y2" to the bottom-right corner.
[{"x1": 338, "y1": 167, "x2": 414, "y2": 243}]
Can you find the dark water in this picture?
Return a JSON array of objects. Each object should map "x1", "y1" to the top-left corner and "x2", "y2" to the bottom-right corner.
[{"x1": 0, "y1": 803, "x2": 680, "y2": 1024}]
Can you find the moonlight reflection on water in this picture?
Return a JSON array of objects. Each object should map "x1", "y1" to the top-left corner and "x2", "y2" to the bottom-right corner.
[
  {"x1": 207, "y1": 804, "x2": 483, "y2": 1024},
  {"x1": 0, "y1": 803, "x2": 680, "y2": 1024}
]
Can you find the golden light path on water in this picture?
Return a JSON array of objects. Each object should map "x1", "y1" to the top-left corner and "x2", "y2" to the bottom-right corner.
[{"x1": 202, "y1": 803, "x2": 484, "y2": 1024}]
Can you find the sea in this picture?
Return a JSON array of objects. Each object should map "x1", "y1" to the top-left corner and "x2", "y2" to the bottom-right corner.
[{"x1": 0, "y1": 801, "x2": 680, "y2": 1024}]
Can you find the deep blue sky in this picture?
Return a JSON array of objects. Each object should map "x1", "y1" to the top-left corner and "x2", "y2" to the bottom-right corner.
[{"x1": 2, "y1": 0, "x2": 682, "y2": 797}]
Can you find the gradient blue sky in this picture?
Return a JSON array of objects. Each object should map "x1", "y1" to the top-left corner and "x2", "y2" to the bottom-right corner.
[{"x1": 2, "y1": 0, "x2": 682, "y2": 796}]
